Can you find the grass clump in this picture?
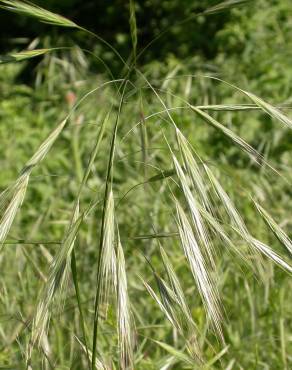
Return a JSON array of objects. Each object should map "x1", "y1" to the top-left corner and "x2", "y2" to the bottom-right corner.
[{"x1": 0, "y1": 1, "x2": 291, "y2": 369}]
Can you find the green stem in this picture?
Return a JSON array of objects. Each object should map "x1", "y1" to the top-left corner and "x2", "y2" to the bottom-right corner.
[{"x1": 91, "y1": 76, "x2": 130, "y2": 370}]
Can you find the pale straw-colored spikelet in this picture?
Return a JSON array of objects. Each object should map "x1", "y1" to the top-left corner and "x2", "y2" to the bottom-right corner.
[
  {"x1": 176, "y1": 128, "x2": 211, "y2": 212},
  {"x1": 98, "y1": 190, "x2": 117, "y2": 313},
  {"x1": 237, "y1": 89, "x2": 292, "y2": 130},
  {"x1": 203, "y1": 165, "x2": 292, "y2": 272},
  {"x1": 197, "y1": 202, "x2": 249, "y2": 264},
  {"x1": 160, "y1": 246, "x2": 202, "y2": 360},
  {"x1": 0, "y1": 118, "x2": 67, "y2": 250},
  {"x1": 160, "y1": 246, "x2": 194, "y2": 325},
  {"x1": 175, "y1": 199, "x2": 223, "y2": 341},
  {"x1": 142, "y1": 278, "x2": 177, "y2": 328},
  {"x1": 207, "y1": 77, "x2": 292, "y2": 129},
  {"x1": 204, "y1": 165, "x2": 250, "y2": 238},
  {"x1": 0, "y1": 174, "x2": 29, "y2": 247},
  {"x1": 172, "y1": 154, "x2": 215, "y2": 267},
  {"x1": 253, "y1": 200, "x2": 292, "y2": 255},
  {"x1": 0, "y1": 0, "x2": 78, "y2": 28},
  {"x1": 203, "y1": 164, "x2": 262, "y2": 261},
  {"x1": 0, "y1": 48, "x2": 51, "y2": 63},
  {"x1": 190, "y1": 106, "x2": 271, "y2": 168},
  {"x1": 23, "y1": 118, "x2": 67, "y2": 171},
  {"x1": 27, "y1": 204, "x2": 82, "y2": 363},
  {"x1": 249, "y1": 237, "x2": 292, "y2": 273},
  {"x1": 75, "y1": 336, "x2": 108, "y2": 370},
  {"x1": 117, "y1": 239, "x2": 134, "y2": 369}
]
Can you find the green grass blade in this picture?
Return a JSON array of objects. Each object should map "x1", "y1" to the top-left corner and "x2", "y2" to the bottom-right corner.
[{"x1": 153, "y1": 340, "x2": 195, "y2": 366}]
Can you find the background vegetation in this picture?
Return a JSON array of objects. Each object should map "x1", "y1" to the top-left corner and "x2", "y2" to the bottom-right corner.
[{"x1": 0, "y1": 0, "x2": 291, "y2": 369}]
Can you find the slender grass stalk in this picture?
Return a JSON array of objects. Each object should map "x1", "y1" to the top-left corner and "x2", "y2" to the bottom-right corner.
[
  {"x1": 129, "y1": 0, "x2": 137, "y2": 65},
  {"x1": 204, "y1": 0, "x2": 251, "y2": 14},
  {"x1": 91, "y1": 78, "x2": 129, "y2": 369},
  {"x1": 69, "y1": 113, "x2": 110, "y2": 366},
  {"x1": 139, "y1": 93, "x2": 148, "y2": 180}
]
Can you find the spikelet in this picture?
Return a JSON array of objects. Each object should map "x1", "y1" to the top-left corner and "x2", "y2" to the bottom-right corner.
[
  {"x1": 129, "y1": 0, "x2": 137, "y2": 62},
  {"x1": 176, "y1": 128, "x2": 211, "y2": 212},
  {"x1": 0, "y1": 48, "x2": 50, "y2": 63},
  {"x1": 197, "y1": 202, "x2": 250, "y2": 264},
  {"x1": 204, "y1": 0, "x2": 252, "y2": 14},
  {"x1": 253, "y1": 200, "x2": 292, "y2": 255},
  {"x1": 203, "y1": 164, "x2": 262, "y2": 262},
  {"x1": 0, "y1": 174, "x2": 29, "y2": 247},
  {"x1": 249, "y1": 237, "x2": 292, "y2": 273},
  {"x1": 238, "y1": 90, "x2": 292, "y2": 130},
  {"x1": 208, "y1": 77, "x2": 292, "y2": 129},
  {"x1": 160, "y1": 246, "x2": 202, "y2": 360},
  {"x1": 172, "y1": 154, "x2": 215, "y2": 266},
  {"x1": 116, "y1": 238, "x2": 134, "y2": 369},
  {"x1": 75, "y1": 336, "x2": 108, "y2": 370},
  {"x1": 0, "y1": 119, "x2": 67, "y2": 250},
  {"x1": 191, "y1": 106, "x2": 265, "y2": 166},
  {"x1": 27, "y1": 206, "x2": 82, "y2": 364},
  {"x1": 97, "y1": 190, "x2": 117, "y2": 313},
  {"x1": 175, "y1": 199, "x2": 223, "y2": 341},
  {"x1": 142, "y1": 278, "x2": 177, "y2": 328},
  {"x1": 0, "y1": 0, "x2": 77, "y2": 28}
]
